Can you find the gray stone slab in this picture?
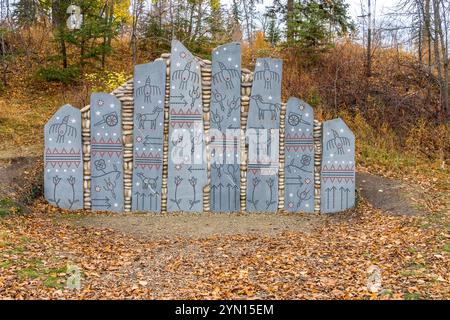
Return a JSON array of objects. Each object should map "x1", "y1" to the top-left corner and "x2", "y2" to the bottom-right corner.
[
  {"x1": 44, "y1": 104, "x2": 83, "y2": 210},
  {"x1": 90, "y1": 93, "x2": 124, "y2": 212},
  {"x1": 246, "y1": 58, "x2": 282, "y2": 130},
  {"x1": 284, "y1": 97, "x2": 314, "y2": 212},
  {"x1": 210, "y1": 42, "x2": 241, "y2": 212},
  {"x1": 246, "y1": 58, "x2": 282, "y2": 213},
  {"x1": 167, "y1": 40, "x2": 207, "y2": 212},
  {"x1": 132, "y1": 60, "x2": 165, "y2": 212},
  {"x1": 320, "y1": 118, "x2": 355, "y2": 213}
]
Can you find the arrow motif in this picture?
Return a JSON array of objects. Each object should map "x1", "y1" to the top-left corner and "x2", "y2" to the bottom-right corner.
[
  {"x1": 331, "y1": 186, "x2": 336, "y2": 209},
  {"x1": 211, "y1": 185, "x2": 217, "y2": 211},
  {"x1": 188, "y1": 166, "x2": 205, "y2": 173},
  {"x1": 325, "y1": 188, "x2": 330, "y2": 209},
  {"x1": 340, "y1": 187, "x2": 344, "y2": 209},
  {"x1": 141, "y1": 193, "x2": 146, "y2": 210},
  {"x1": 171, "y1": 100, "x2": 188, "y2": 107},
  {"x1": 218, "y1": 183, "x2": 223, "y2": 210},
  {"x1": 233, "y1": 184, "x2": 239, "y2": 210},
  {"x1": 92, "y1": 197, "x2": 111, "y2": 209},
  {"x1": 170, "y1": 93, "x2": 185, "y2": 100},
  {"x1": 227, "y1": 183, "x2": 232, "y2": 209},
  {"x1": 170, "y1": 93, "x2": 187, "y2": 107},
  {"x1": 149, "y1": 193, "x2": 154, "y2": 210},
  {"x1": 134, "y1": 192, "x2": 140, "y2": 210},
  {"x1": 143, "y1": 136, "x2": 163, "y2": 146},
  {"x1": 345, "y1": 188, "x2": 350, "y2": 209},
  {"x1": 285, "y1": 176, "x2": 304, "y2": 186}
]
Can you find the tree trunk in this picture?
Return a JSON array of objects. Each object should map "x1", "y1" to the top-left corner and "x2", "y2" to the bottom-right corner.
[
  {"x1": 424, "y1": 0, "x2": 432, "y2": 73},
  {"x1": 52, "y1": 0, "x2": 70, "y2": 69},
  {"x1": 366, "y1": 0, "x2": 372, "y2": 78},
  {"x1": 432, "y1": 0, "x2": 444, "y2": 114},
  {"x1": 286, "y1": 0, "x2": 294, "y2": 42},
  {"x1": 436, "y1": 0, "x2": 449, "y2": 119},
  {"x1": 187, "y1": 2, "x2": 195, "y2": 41},
  {"x1": 194, "y1": 2, "x2": 202, "y2": 41},
  {"x1": 131, "y1": 0, "x2": 137, "y2": 66}
]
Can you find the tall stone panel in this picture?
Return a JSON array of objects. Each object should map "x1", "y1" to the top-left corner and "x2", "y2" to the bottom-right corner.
[
  {"x1": 245, "y1": 58, "x2": 282, "y2": 212},
  {"x1": 90, "y1": 93, "x2": 124, "y2": 212},
  {"x1": 284, "y1": 97, "x2": 314, "y2": 212},
  {"x1": 167, "y1": 40, "x2": 207, "y2": 212},
  {"x1": 44, "y1": 104, "x2": 83, "y2": 209},
  {"x1": 131, "y1": 60, "x2": 165, "y2": 212},
  {"x1": 209, "y1": 42, "x2": 241, "y2": 212},
  {"x1": 320, "y1": 118, "x2": 355, "y2": 213}
]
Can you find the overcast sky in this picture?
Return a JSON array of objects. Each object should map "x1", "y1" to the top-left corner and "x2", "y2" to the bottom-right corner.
[{"x1": 222, "y1": 0, "x2": 397, "y2": 26}]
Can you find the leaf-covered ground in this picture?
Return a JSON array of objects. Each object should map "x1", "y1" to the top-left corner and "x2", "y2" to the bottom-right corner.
[
  {"x1": 0, "y1": 198, "x2": 448, "y2": 300},
  {"x1": 0, "y1": 156, "x2": 448, "y2": 300}
]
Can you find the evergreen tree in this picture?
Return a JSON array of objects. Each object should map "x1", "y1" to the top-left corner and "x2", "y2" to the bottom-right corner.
[
  {"x1": 13, "y1": 0, "x2": 40, "y2": 27},
  {"x1": 264, "y1": 6, "x2": 281, "y2": 46},
  {"x1": 273, "y1": 0, "x2": 354, "y2": 52}
]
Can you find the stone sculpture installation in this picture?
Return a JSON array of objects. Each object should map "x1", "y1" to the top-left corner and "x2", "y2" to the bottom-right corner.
[{"x1": 44, "y1": 40, "x2": 356, "y2": 214}]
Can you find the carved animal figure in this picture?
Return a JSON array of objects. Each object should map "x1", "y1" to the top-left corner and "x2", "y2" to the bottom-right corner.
[
  {"x1": 136, "y1": 173, "x2": 158, "y2": 193},
  {"x1": 326, "y1": 129, "x2": 350, "y2": 155},
  {"x1": 136, "y1": 76, "x2": 162, "y2": 103},
  {"x1": 136, "y1": 106, "x2": 163, "y2": 130},
  {"x1": 172, "y1": 61, "x2": 200, "y2": 90},
  {"x1": 254, "y1": 60, "x2": 280, "y2": 90},
  {"x1": 210, "y1": 108, "x2": 224, "y2": 130},
  {"x1": 212, "y1": 89, "x2": 226, "y2": 112},
  {"x1": 227, "y1": 96, "x2": 240, "y2": 118},
  {"x1": 212, "y1": 62, "x2": 239, "y2": 89},
  {"x1": 188, "y1": 86, "x2": 201, "y2": 109},
  {"x1": 250, "y1": 95, "x2": 281, "y2": 121},
  {"x1": 49, "y1": 115, "x2": 77, "y2": 143}
]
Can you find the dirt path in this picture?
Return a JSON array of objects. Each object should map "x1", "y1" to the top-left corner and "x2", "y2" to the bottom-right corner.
[
  {"x1": 356, "y1": 172, "x2": 423, "y2": 216},
  {"x1": 67, "y1": 212, "x2": 325, "y2": 240}
]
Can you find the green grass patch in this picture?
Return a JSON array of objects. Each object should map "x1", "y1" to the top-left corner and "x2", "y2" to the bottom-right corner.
[
  {"x1": 400, "y1": 262, "x2": 426, "y2": 277},
  {"x1": 0, "y1": 260, "x2": 12, "y2": 269},
  {"x1": 43, "y1": 276, "x2": 64, "y2": 288},
  {"x1": 443, "y1": 243, "x2": 450, "y2": 253},
  {"x1": 403, "y1": 292, "x2": 421, "y2": 300},
  {"x1": 0, "y1": 198, "x2": 22, "y2": 217},
  {"x1": 17, "y1": 263, "x2": 68, "y2": 287},
  {"x1": 18, "y1": 267, "x2": 39, "y2": 279},
  {"x1": 407, "y1": 247, "x2": 418, "y2": 254},
  {"x1": 8, "y1": 245, "x2": 24, "y2": 255}
]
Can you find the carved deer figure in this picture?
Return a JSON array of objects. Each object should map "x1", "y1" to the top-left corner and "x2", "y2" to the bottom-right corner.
[
  {"x1": 136, "y1": 106, "x2": 163, "y2": 130},
  {"x1": 250, "y1": 95, "x2": 281, "y2": 121}
]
